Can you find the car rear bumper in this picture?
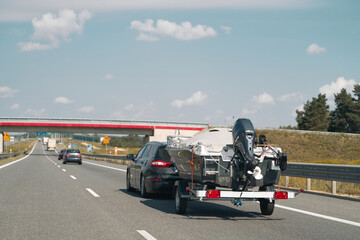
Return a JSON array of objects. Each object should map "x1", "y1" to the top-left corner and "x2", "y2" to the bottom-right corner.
[
  {"x1": 64, "y1": 157, "x2": 82, "y2": 162},
  {"x1": 145, "y1": 174, "x2": 179, "y2": 194}
]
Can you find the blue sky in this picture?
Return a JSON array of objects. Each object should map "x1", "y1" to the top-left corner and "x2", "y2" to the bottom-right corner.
[{"x1": 0, "y1": 0, "x2": 359, "y2": 128}]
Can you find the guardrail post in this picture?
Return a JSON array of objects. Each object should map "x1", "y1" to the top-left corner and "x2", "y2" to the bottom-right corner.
[
  {"x1": 306, "y1": 178, "x2": 311, "y2": 191},
  {"x1": 285, "y1": 176, "x2": 289, "y2": 187},
  {"x1": 332, "y1": 181, "x2": 337, "y2": 195}
]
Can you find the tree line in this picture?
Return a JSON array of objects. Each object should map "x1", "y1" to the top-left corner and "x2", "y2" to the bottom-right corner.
[{"x1": 295, "y1": 84, "x2": 360, "y2": 133}]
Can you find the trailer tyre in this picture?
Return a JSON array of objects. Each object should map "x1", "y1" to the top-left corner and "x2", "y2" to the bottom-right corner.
[
  {"x1": 259, "y1": 199, "x2": 275, "y2": 215},
  {"x1": 259, "y1": 185, "x2": 275, "y2": 215},
  {"x1": 175, "y1": 186, "x2": 187, "y2": 214}
]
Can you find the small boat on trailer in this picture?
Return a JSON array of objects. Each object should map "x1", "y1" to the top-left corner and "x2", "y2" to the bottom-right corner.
[{"x1": 166, "y1": 118, "x2": 298, "y2": 215}]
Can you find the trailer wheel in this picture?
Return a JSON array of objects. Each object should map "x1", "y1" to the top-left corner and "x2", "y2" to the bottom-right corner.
[
  {"x1": 175, "y1": 186, "x2": 187, "y2": 214},
  {"x1": 259, "y1": 198, "x2": 275, "y2": 215},
  {"x1": 259, "y1": 185, "x2": 275, "y2": 215}
]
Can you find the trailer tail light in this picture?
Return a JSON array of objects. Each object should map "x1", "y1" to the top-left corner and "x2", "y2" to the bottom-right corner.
[
  {"x1": 150, "y1": 160, "x2": 171, "y2": 167},
  {"x1": 206, "y1": 190, "x2": 221, "y2": 198},
  {"x1": 275, "y1": 191, "x2": 288, "y2": 199}
]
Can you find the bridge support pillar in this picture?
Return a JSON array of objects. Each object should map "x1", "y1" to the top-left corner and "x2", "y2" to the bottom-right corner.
[{"x1": 0, "y1": 132, "x2": 3, "y2": 153}]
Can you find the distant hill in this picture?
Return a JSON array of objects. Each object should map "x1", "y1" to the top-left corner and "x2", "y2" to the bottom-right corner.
[{"x1": 256, "y1": 129, "x2": 360, "y2": 165}]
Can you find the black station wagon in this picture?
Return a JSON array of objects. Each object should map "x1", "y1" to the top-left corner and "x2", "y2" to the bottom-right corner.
[{"x1": 126, "y1": 141, "x2": 179, "y2": 197}]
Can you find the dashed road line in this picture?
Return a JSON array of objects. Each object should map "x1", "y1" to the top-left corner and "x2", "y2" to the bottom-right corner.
[
  {"x1": 86, "y1": 188, "x2": 100, "y2": 198},
  {"x1": 62, "y1": 169, "x2": 66, "y2": 172},
  {"x1": 70, "y1": 175, "x2": 77, "y2": 180},
  {"x1": 137, "y1": 230, "x2": 157, "y2": 240}
]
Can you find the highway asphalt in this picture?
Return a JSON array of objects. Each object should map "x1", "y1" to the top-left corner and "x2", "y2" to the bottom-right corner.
[{"x1": 0, "y1": 142, "x2": 359, "y2": 240}]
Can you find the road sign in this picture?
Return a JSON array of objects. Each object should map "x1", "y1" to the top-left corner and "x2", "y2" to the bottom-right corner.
[
  {"x1": 87, "y1": 144, "x2": 92, "y2": 153},
  {"x1": 103, "y1": 135, "x2": 110, "y2": 144},
  {"x1": 3, "y1": 132, "x2": 10, "y2": 141},
  {"x1": 68, "y1": 143, "x2": 71, "y2": 148},
  {"x1": 36, "y1": 132, "x2": 47, "y2": 136}
]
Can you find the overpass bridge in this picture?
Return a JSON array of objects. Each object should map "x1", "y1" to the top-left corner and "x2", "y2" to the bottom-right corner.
[{"x1": 0, "y1": 118, "x2": 209, "y2": 153}]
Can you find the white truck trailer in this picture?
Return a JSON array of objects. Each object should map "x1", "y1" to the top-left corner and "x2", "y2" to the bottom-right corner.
[{"x1": 47, "y1": 139, "x2": 56, "y2": 151}]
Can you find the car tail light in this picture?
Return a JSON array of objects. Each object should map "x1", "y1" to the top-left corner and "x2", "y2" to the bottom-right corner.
[
  {"x1": 150, "y1": 160, "x2": 171, "y2": 167},
  {"x1": 66, "y1": 154, "x2": 70, "y2": 157},
  {"x1": 206, "y1": 190, "x2": 221, "y2": 198},
  {"x1": 274, "y1": 191, "x2": 288, "y2": 199},
  {"x1": 77, "y1": 154, "x2": 81, "y2": 157}
]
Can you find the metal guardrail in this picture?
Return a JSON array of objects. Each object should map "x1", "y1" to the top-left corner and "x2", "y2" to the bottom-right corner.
[
  {"x1": 283, "y1": 162, "x2": 360, "y2": 183},
  {"x1": 0, "y1": 147, "x2": 32, "y2": 160},
  {"x1": 81, "y1": 153, "x2": 128, "y2": 161}
]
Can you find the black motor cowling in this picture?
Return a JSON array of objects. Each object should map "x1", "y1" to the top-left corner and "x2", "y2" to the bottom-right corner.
[{"x1": 232, "y1": 118, "x2": 258, "y2": 172}]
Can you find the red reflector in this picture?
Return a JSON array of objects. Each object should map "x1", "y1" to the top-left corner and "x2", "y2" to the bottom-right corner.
[
  {"x1": 186, "y1": 187, "x2": 190, "y2": 191},
  {"x1": 206, "y1": 190, "x2": 221, "y2": 198},
  {"x1": 150, "y1": 160, "x2": 171, "y2": 167},
  {"x1": 152, "y1": 178, "x2": 159, "y2": 181},
  {"x1": 275, "y1": 191, "x2": 288, "y2": 199}
]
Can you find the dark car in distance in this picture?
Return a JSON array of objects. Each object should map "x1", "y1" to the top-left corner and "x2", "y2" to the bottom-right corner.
[
  {"x1": 58, "y1": 149, "x2": 66, "y2": 160},
  {"x1": 126, "y1": 141, "x2": 179, "y2": 197},
  {"x1": 63, "y1": 149, "x2": 82, "y2": 165}
]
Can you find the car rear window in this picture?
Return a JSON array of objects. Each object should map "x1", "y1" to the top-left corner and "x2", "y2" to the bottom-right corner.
[
  {"x1": 67, "y1": 149, "x2": 80, "y2": 153},
  {"x1": 156, "y1": 147, "x2": 171, "y2": 162}
]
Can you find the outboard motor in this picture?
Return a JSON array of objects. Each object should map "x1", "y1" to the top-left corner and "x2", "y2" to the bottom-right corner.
[{"x1": 232, "y1": 118, "x2": 263, "y2": 181}]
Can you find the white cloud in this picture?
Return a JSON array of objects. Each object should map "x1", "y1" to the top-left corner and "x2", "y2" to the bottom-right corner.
[
  {"x1": 78, "y1": 106, "x2": 95, "y2": 113},
  {"x1": 24, "y1": 108, "x2": 46, "y2": 117},
  {"x1": 0, "y1": 1, "x2": 311, "y2": 21},
  {"x1": 306, "y1": 43, "x2": 326, "y2": 55},
  {"x1": 103, "y1": 74, "x2": 114, "y2": 80},
  {"x1": 54, "y1": 96, "x2": 74, "y2": 104},
  {"x1": 319, "y1": 77, "x2": 357, "y2": 105},
  {"x1": 125, "y1": 104, "x2": 134, "y2": 110},
  {"x1": 130, "y1": 19, "x2": 217, "y2": 41},
  {"x1": 10, "y1": 104, "x2": 19, "y2": 110},
  {"x1": 251, "y1": 92, "x2": 275, "y2": 105},
  {"x1": 18, "y1": 9, "x2": 92, "y2": 52},
  {"x1": 292, "y1": 104, "x2": 304, "y2": 117},
  {"x1": 241, "y1": 107, "x2": 258, "y2": 116},
  {"x1": 18, "y1": 42, "x2": 55, "y2": 51},
  {"x1": 0, "y1": 86, "x2": 19, "y2": 98},
  {"x1": 241, "y1": 92, "x2": 275, "y2": 117},
  {"x1": 111, "y1": 102, "x2": 156, "y2": 119},
  {"x1": 220, "y1": 26, "x2": 231, "y2": 34},
  {"x1": 278, "y1": 92, "x2": 304, "y2": 102},
  {"x1": 171, "y1": 91, "x2": 208, "y2": 108},
  {"x1": 136, "y1": 33, "x2": 159, "y2": 42}
]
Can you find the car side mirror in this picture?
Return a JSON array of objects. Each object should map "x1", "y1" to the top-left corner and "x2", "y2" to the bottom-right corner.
[{"x1": 127, "y1": 154, "x2": 135, "y2": 161}]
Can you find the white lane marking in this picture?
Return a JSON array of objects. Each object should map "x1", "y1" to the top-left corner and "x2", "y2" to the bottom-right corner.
[
  {"x1": 0, "y1": 142, "x2": 37, "y2": 170},
  {"x1": 137, "y1": 230, "x2": 157, "y2": 240},
  {"x1": 58, "y1": 165, "x2": 61, "y2": 168},
  {"x1": 276, "y1": 204, "x2": 360, "y2": 227},
  {"x1": 70, "y1": 175, "x2": 77, "y2": 180},
  {"x1": 83, "y1": 161, "x2": 126, "y2": 172},
  {"x1": 62, "y1": 169, "x2": 66, "y2": 172},
  {"x1": 86, "y1": 188, "x2": 100, "y2": 198}
]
